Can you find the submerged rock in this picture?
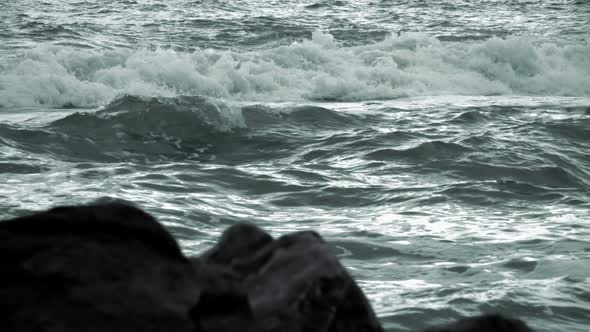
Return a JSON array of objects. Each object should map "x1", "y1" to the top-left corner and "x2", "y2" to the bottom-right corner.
[{"x1": 0, "y1": 202, "x2": 534, "y2": 332}]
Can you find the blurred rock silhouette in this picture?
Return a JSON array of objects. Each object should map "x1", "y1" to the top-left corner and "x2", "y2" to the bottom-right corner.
[{"x1": 0, "y1": 202, "x2": 534, "y2": 332}]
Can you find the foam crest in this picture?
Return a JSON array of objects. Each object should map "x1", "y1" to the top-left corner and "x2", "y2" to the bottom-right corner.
[{"x1": 1, "y1": 32, "x2": 589, "y2": 107}]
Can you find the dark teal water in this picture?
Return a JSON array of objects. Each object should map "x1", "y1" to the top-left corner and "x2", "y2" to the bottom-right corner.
[{"x1": 1, "y1": 1, "x2": 590, "y2": 331}]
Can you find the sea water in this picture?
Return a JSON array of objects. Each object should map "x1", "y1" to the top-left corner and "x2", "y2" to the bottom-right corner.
[{"x1": 0, "y1": 1, "x2": 589, "y2": 331}]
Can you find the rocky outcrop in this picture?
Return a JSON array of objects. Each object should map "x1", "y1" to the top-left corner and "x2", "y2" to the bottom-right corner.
[
  {"x1": 0, "y1": 202, "x2": 534, "y2": 332},
  {"x1": 0, "y1": 202, "x2": 198, "y2": 332}
]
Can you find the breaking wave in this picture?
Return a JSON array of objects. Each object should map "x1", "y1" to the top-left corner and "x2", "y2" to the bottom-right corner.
[{"x1": 1, "y1": 31, "x2": 589, "y2": 107}]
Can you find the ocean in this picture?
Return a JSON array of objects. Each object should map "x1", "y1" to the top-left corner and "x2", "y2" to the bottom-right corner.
[{"x1": 1, "y1": 0, "x2": 589, "y2": 331}]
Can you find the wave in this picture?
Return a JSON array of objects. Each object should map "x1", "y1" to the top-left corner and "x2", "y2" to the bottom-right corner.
[
  {"x1": 51, "y1": 95, "x2": 244, "y2": 138},
  {"x1": 0, "y1": 96, "x2": 242, "y2": 162},
  {"x1": 1, "y1": 31, "x2": 589, "y2": 107},
  {"x1": 449, "y1": 110, "x2": 491, "y2": 123},
  {"x1": 241, "y1": 104, "x2": 363, "y2": 129},
  {"x1": 365, "y1": 141, "x2": 471, "y2": 161},
  {"x1": 454, "y1": 162, "x2": 584, "y2": 189},
  {"x1": 46, "y1": 95, "x2": 247, "y2": 161},
  {"x1": 305, "y1": 1, "x2": 348, "y2": 9},
  {"x1": 0, "y1": 95, "x2": 367, "y2": 162}
]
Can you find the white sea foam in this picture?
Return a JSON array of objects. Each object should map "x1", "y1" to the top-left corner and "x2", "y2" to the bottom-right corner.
[{"x1": 1, "y1": 31, "x2": 589, "y2": 107}]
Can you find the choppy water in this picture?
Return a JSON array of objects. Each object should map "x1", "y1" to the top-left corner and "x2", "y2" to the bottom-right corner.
[{"x1": 1, "y1": 1, "x2": 590, "y2": 331}]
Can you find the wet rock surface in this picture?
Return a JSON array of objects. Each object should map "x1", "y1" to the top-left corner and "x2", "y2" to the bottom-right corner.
[{"x1": 0, "y1": 202, "x2": 534, "y2": 332}]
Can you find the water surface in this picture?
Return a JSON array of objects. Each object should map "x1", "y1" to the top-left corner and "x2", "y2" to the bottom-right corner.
[{"x1": 1, "y1": 1, "x2": 589, "y2": 331}]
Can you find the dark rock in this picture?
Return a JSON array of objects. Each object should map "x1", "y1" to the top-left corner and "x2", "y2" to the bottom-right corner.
[
  {"x1": 0, "y1": 202, "x2": 199, "y2": 332},
  {"x1": 0, "y1": 202, "x2": 535, "y2": 332},
  {"x1": 0, "y1": 203, "x2": 383, "y2": 332},
  {"x1": 193, "y1": 223, "x2": 384, "y2": 332}
]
